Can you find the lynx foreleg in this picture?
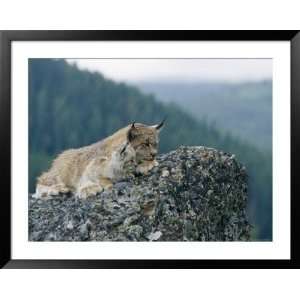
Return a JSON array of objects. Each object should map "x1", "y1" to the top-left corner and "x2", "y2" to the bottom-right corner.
[
  {"x1": 35, "y1": 172, "x2": 70, "y2": 199},
  {"x1": 76, "y1": 157, "x2": 113, "y2": 199}
]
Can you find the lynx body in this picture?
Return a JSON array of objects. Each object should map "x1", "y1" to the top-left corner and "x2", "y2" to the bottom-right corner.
[{"x1": 35, "y1": 122, "x2": 164, "y2": 199}]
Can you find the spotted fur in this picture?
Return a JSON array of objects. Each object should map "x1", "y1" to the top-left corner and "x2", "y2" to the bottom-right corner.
[{"x1": 34, "y1": 122, "x2": 164, "y2": 199}]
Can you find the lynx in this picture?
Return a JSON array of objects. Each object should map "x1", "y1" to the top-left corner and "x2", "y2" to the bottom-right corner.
[{"x1": 34, "y1": 121, "x2": 164, "y2": 199}]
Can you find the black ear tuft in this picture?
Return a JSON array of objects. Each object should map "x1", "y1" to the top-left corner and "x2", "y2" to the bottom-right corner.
[{"x1": 155, "y1": 117, "x2": 166, "y2": 130}]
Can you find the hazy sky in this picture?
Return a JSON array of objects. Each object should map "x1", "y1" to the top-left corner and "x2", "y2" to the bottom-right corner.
[{"x1": 66, "y1": 58, "x2": 272, "y2": 83}]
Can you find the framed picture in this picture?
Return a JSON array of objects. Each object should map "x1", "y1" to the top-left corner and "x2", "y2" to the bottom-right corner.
[{"x1": 0, "y1": 30, "x2": 299, "y2": 268}]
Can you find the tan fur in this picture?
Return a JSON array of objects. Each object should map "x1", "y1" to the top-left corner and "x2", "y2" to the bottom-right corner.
[{"x1": 35, "y1": 122, "x2": 163, "y2": 199}]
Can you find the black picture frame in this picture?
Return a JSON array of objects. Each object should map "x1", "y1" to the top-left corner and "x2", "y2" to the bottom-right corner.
[{"x1": 0, "y1": 30, "x2": 299, "y2": 269}]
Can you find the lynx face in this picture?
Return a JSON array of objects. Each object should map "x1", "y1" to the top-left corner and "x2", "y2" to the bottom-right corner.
[{"x1": 127, "y1": 122, "x2": 163, "y2": 164}]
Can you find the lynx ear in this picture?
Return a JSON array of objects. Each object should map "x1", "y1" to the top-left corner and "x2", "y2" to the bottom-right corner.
[
  {"x1": 128, "y1": 122, "x2": 138, "y2": 142},
  {"x1": 155, "y1": 118, "x2": 166, "y2": 131}
]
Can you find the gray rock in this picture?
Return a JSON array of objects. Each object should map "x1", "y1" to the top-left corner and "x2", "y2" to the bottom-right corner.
[
  {"x1": 147, "y1": 231, "x2": 162, "y2": 241},
  {"x1": 29, "y1": 146, "x2": 251, "y2": 241}
]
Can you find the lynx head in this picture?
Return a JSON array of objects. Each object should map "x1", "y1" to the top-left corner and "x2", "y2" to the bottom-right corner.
[{"x1": 126, "y1": 120, "x2": 165, "y2": 164}]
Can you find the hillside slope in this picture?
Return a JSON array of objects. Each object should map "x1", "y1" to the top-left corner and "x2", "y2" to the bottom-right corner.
[{"x1": 136, "y1": 81, "x2": 272, "y2": 150}]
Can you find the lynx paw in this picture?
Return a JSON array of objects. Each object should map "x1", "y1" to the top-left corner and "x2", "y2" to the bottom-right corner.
[
  {"x1": 136, "y1": 160, "x2": 157, "y2": 174},
  {"x1": 99, "y1": 178, "x2": 113, "y2": 190},
  {"x1": 76, "y1": 183, "x2": 104, "y2": 199},
  {"x1": 34, "y1": 184, "x2": 70, "y2": 199}
]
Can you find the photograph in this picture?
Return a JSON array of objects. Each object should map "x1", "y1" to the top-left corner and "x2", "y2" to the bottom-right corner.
[
  {"x1": 0, "y1": 31, "x2": 296, "y2": 267},
  {"x1": 28, "y1": 57, "x2": 272, "y2": 242}
]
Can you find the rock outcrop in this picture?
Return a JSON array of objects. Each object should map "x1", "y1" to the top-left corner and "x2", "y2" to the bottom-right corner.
[{"x1": 29, "y1": 146, "x2": 251, "y2": 241}]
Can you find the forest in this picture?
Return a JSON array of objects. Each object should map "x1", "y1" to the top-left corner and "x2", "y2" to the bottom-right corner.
[{"x1": 29, "y1": 59, "x2": 272, "y2": 240}]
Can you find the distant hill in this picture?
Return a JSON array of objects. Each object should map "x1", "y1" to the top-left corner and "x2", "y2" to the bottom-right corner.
[
  {"x1": 136, "y1": 81, "x2": 272, "y2": 151},
  {"x1": 29, "y1": 59, "x2": 272, "y2": 240}
]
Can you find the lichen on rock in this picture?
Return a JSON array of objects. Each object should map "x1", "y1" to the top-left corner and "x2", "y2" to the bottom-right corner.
[{"x1": 29, "y1": 146, "x2": 251, "y2": 241}]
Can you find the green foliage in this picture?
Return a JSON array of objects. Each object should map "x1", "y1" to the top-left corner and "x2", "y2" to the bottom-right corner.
[{"x1": 29, "y1": 59, "x2": 272, "y2": 240}]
